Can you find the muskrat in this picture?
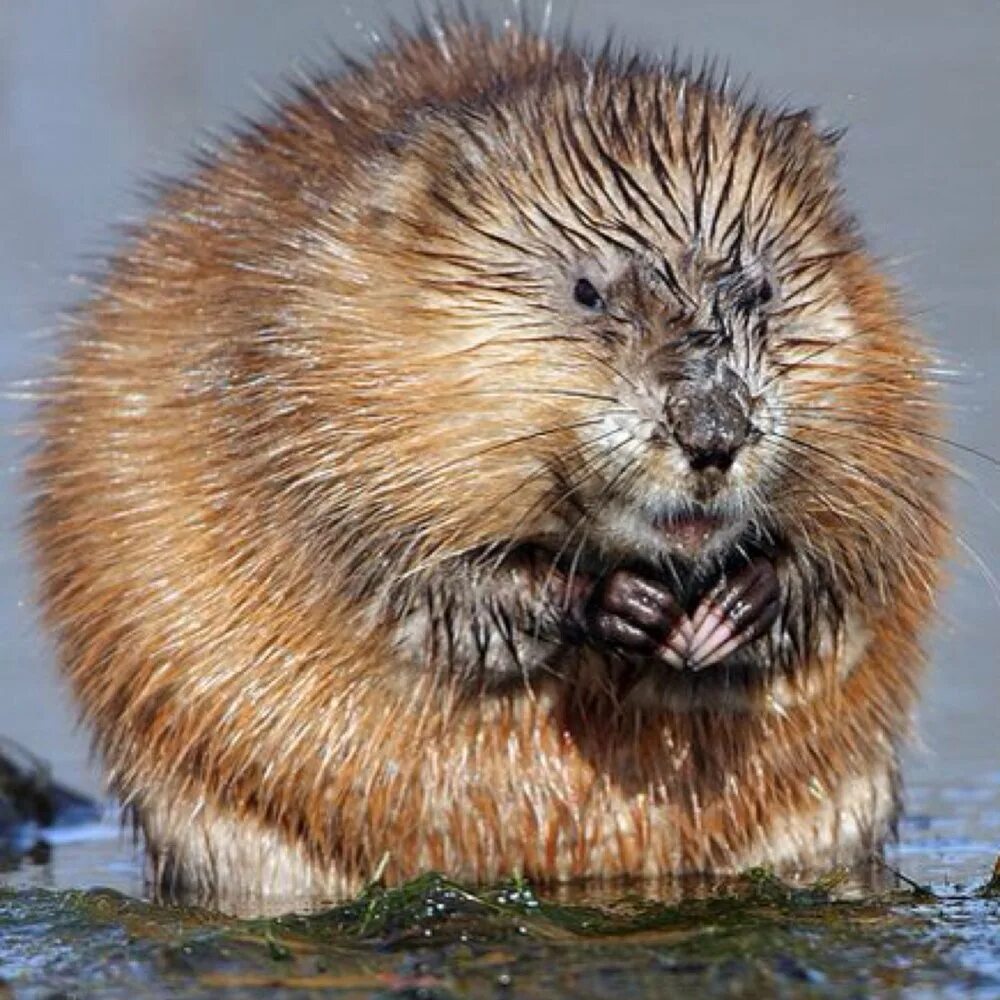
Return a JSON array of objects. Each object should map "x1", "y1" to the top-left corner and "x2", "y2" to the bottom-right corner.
[{"x1": 29, "y1": 16, "x2": 948, "y2": 909}]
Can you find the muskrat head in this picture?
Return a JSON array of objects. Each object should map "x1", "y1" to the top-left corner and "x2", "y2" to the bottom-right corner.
[{"x1": 293, "y1": 58, "x2": 942, "y2": 665}]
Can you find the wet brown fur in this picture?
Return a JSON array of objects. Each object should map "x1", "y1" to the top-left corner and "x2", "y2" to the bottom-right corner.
[{"x1": 29, "y1": 18, "x2": 948, "y2": 909}]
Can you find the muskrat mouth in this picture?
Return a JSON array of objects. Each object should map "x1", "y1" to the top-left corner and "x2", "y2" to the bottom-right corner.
[{"x1": 655, "y1": 511, "x2": 728, "y2": 554}]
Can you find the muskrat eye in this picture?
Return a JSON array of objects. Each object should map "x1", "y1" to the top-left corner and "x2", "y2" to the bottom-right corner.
[
  {"x1": 573, "y1": 277, "x2": 606, "y2": 312},
  {"x1": 732, "y1": 275, "x2": 776, "y2": 315}
]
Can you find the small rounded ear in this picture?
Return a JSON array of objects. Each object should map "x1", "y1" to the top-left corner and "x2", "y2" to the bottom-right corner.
[
  {"x1": 775, "y1": 108, "x2": 843, "y2": 177},
  {"x1": 362, "y1": 106, "x2": 483, "y2": 230}
]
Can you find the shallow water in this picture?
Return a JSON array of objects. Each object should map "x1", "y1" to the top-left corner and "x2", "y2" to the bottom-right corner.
[
  {"x1": 0, "y1": 1, "x2": 998, "y2": 995},
  {"x1": 1, "y1": 852, "x2": 999, "y2": 998}
]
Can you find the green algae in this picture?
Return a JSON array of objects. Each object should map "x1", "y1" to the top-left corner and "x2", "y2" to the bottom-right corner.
[{"x1": 1, "y1": 868, "x2": 998, "y2": 999}]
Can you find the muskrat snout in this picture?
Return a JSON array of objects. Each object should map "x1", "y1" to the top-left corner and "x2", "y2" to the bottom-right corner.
[{"x1": 666, "y1": 362, "x2": 752, "y2": 473}]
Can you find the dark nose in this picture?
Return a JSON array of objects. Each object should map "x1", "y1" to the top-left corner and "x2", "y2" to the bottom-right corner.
[{"x1": 666, "y1": 365, "x2": 751, "y2": 472}]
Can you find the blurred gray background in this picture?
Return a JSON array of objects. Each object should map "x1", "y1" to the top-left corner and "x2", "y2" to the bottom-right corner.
[{"x1": 0, "y1": 1, "x2": 996, "y2": 826}]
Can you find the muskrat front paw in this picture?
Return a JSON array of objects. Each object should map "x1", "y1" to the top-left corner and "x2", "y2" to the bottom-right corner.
[
  {"x1": 587, "y1": 570, "x2": 689, "y2": 667},
  {"x1": 686, "y1": 557, "x2": 780, "y2": 670}
]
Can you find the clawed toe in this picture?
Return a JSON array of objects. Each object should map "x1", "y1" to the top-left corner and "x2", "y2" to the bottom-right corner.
[
  {"x1": 686, "y1": 557, "x2": 780, "y2": 670},
  {"x1": 577, "y1": 557, "x2": 779, "y2": 671},
  {"x1": 588, "y1": 570, "x2": 685, "y2": 656}
]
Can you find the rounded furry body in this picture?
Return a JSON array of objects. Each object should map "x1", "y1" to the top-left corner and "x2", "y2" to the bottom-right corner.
[{"x1": 30, "y1": 20, "x2": 947, "y2": 910}]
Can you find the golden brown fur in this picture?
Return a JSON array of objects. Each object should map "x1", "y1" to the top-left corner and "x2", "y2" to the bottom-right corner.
[{"x1": 29, "y1": 19, "x2": 947, "y2": 911}]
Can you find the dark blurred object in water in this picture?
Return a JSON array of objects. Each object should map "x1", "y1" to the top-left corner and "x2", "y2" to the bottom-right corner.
[
  {"x1": 982, "y1": 856, "x2": 1000, "y2": 898},
  {"x1": 0, "y1": 737, "x2": 101, "y2": 860}
]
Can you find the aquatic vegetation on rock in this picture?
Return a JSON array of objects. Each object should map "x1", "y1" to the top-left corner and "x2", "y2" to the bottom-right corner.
[{"x1": 1, "y1": 868, "x2": 998, "y2": 998}]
